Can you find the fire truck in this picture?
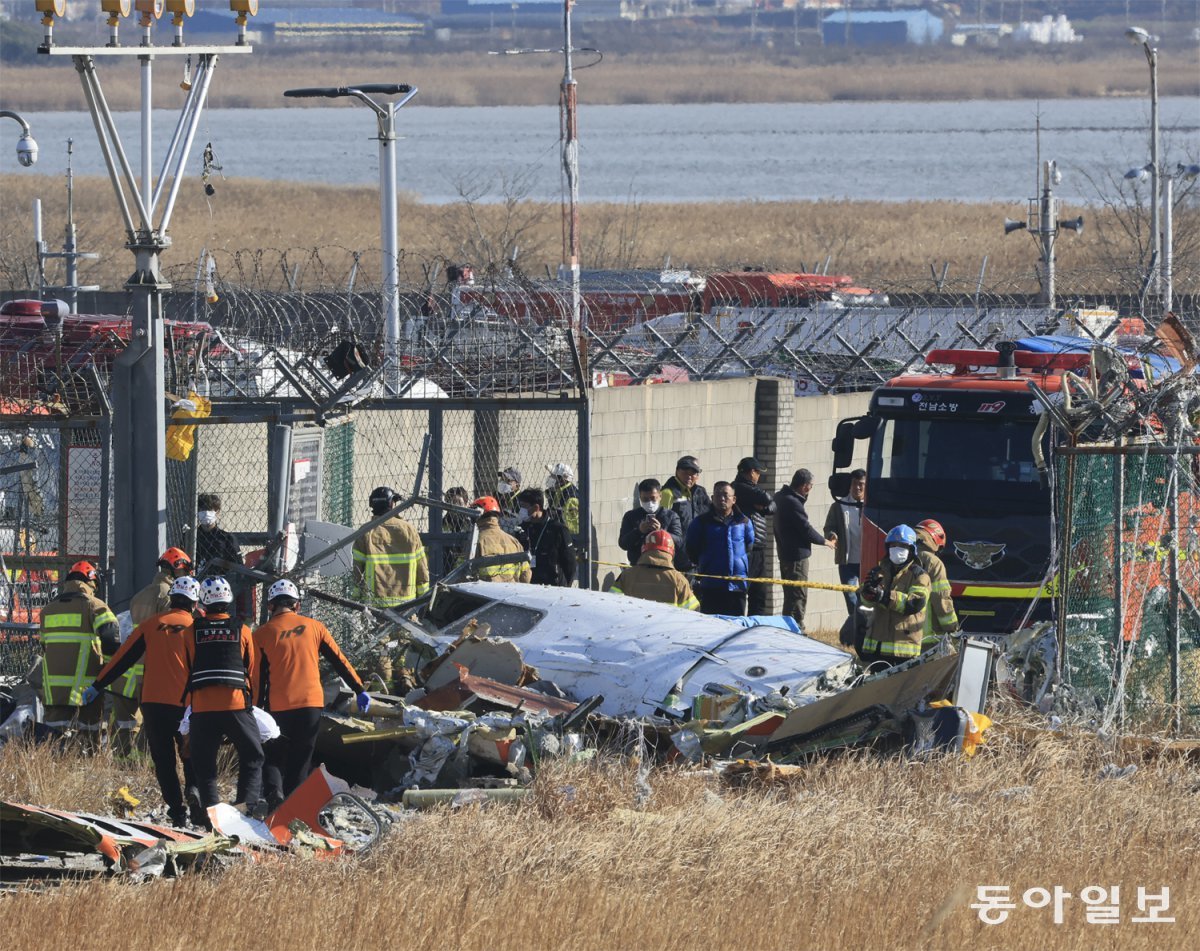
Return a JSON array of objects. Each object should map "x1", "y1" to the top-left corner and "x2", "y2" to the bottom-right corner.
[{"x1": 829, "y1": 336, "x2": 1181, "y2": 635}]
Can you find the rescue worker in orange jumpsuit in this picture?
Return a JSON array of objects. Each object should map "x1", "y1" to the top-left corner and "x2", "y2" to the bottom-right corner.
[
  {"x1": 103, "y1": 547, "x2": 194, "y2": 755},
  {"x1": 183, "y1": 576, "x2": 265, "y2": 817},
  {"x1": 610, "y1": 531, "x2": 700, "y2": 610},
  {"x1": 39, "y1": 561, "x2": 118, "y2": 749},
  {"x1": 84, "y1": 576, "x2": 203, "y2": 827},
  {"x1": 254, "y1": 579, "x2": 369, "y2": 809}
]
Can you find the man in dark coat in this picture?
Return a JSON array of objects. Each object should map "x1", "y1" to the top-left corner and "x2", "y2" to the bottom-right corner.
[
  {"x1": 515, "y1": 488, "x2": 576, "y2": 587},
  {"x1": 618, "y1": 478, "x2": 683, "y2": 565},
  {"x1": 660, "y1": 455, "x2": 710, "y2": 571},
  {"x1": 774, "y1": 468, "x2": 837, "y2": 629},
  {"x1": 732, "y1": 457, "x2": 774, "y2": 615}
]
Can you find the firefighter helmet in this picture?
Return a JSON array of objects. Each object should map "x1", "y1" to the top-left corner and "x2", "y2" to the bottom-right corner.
[
  {"x1": 169, "y1": 576, "x2": 202, "y2": 603},
  {"x1": 267, "y1": 579, "x2": 300, "y2": 603},
  {"x1": 200, "y1": 576, "x2": 233, "y2": 606},
  {"x1": 916, "y1": 518, "x2": 946, "y2": 550},
  {"x1": 472, "y1": 496, "x2": 500, "y2": 515},
  {"x1": 642, "y1": 530, "x2": 676, "y2": 556},
  {"x1": 885, "y1": 525, "x2": 918, "y2": 548},
  {"x1": 69, "y1": 560, "x2": 97, "y2": 582},
  {"x1": 368, "y1": 485, "x2": 400, "y2": 513},
  {"x1": 158, "y1": 546, "x2": 193, "y2": 571}
]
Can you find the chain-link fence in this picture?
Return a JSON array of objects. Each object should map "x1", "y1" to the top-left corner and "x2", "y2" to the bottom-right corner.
[{"x1": 1057, "y1": 446, "x2": 1200, "y2": 731}]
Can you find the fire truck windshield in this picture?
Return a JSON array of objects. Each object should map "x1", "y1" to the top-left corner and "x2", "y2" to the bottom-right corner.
[{"x1": 869, "y1": 416, "x2": 1046, "y2": 497}]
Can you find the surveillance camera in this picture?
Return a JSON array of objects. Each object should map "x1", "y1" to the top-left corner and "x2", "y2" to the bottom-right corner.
[{"x1": 16, "y1": 134, "x2": 38, "y2": 167}]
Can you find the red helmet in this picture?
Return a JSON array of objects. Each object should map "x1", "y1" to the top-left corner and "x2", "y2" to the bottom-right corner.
[
  {"x1": 70, "y1": 560, "x2": 98, "y2": 582},
  {"x1": 916, "y1": 519, "x2": 946, "y2": 550},
  {"x1": 158, "y1": 546, "x2": 193, "y2": 571},
  {"x1": 642, "y1": 530, "x2": 676, "y2": 556},
  {"x1": 472, "y1": 496, "x2": 500, "y2": 515}
]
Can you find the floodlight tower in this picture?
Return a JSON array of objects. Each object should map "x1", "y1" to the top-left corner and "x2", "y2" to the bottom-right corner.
[
  {"x1": 1003, "y1": 161, "x2": 1083, "y2": 310},
  {"x1": 35, "y1": 0, "x2": 256, "y2": 606}
]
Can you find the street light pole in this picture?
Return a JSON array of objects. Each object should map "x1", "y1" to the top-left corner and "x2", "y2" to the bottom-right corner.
[
  {"x1": 1128, "y1": 27, "x2": 1161, "y2": 305},
  {"x1": 283, "y1": 84, "x2": 418, "y2": 391}
]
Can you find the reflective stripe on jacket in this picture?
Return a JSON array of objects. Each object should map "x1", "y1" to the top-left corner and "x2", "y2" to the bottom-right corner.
[
  {"x1": 610, "y1": 550, "x2": 699, "y2": 610},
  {"x1": 861, "y1": 559, "x2": 930, "y2": 660},
  {"x1": 38, "y1": 581, "x2": 118, "y2": 706},
  {"x1": 917, "y1": 545, "x2": 959, "y2": 647},
  {"x1": 352, "y1": 515, "x2": 431, "y2": 606},
  {"x1": 476, "y1": 518, "x2": 532, "y2": 582}
]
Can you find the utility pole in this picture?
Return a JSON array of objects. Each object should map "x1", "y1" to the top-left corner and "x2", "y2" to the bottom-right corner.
[{"x1": 36, "y1": 1, "x2": 255, "y2": 606}]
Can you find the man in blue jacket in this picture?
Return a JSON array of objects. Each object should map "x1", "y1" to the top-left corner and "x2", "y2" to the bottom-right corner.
[{"x1": 685, "y1": 481, "x2": 754, "y2": 616}]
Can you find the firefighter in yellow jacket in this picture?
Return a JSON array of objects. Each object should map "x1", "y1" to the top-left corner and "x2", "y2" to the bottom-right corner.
[
  {"x1": 610, "y1": 531, "x2": 699, "y2": 610},
  {"x1": 473, "y1": 496, "x2": 532, "y2": 582},
  {"x1": 38, "y1": 561, "x2": 119, "y2": 748},
  {"x1": 352, "y1": 486, "x2": 430, "y2": 606},
  {"x1": 859, "y1": 525, "x2": 930, "y2": 666},
  {"x1": 915, "y1": 518, "x2": 960, "y2": 649}
]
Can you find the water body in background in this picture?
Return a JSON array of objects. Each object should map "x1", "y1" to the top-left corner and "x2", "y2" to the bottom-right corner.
[{"x1": 21, "y1": 97, "x2": 1198, "y2": 205}]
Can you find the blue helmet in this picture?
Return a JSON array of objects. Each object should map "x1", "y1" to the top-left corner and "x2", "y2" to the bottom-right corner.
[{"x1": 885, "y1": 524, "x2": 918, "y2": 548}]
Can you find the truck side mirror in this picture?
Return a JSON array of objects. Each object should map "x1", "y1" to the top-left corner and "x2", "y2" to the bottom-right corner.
[
  {"x1": 829, "y1": 472, "x2": 851, "y2": 499},
  {"x1": 832, "y1": 419, "x2": 857, "y2": 469},
  {"x1": 853, "y1": 416, "x2": 881, "y2": 439}
]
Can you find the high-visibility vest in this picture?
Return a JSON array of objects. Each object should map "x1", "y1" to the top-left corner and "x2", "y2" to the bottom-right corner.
[
  {"x1": 862, "y1": 560, "x2": 930, "y2": 660},
  {"x1": 39, "y1": 587, "x2": 117, "y2": 706}
]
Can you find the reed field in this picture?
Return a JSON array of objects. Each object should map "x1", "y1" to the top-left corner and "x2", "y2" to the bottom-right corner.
[
  {"x1": 2, "y1": 48, "x2": 1198, "y2": 112},
  {"x1": 3, "y1": 172, "x2": 1180, "y2": 296},
  {"x1": 3, "y1": 720, "x2": 1200, "y2": 950}
]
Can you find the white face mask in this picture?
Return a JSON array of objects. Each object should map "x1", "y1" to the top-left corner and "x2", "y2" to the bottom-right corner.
[
  {"x1": 496, "y1": 481, "x2": 513, "y2": 495},
  {"x1": 197, "y1": 510, "x2": 218, "y2": 529},
  {"x1": 516, "y1": 507, "x2": 531, "y2": 524},
  {"x1": 641, "y1": 500, "x2": 660, "y2": 514},
  {"x1": 888, "y1": 546, "x2": 909, "y2": 566}
]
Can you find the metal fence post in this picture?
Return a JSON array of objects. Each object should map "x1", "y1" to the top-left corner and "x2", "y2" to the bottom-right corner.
[{"x1": 428, "y1": 406, "x2": 445, "y2": 580}]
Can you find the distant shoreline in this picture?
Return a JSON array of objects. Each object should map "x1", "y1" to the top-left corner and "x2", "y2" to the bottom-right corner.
[{"x1": 2, "y1": 50, "x2": 1197, "y2": 112}]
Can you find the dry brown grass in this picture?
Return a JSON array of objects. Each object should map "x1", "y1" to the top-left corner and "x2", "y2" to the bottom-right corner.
[
  {"x1": 2, "y1": 50, "x2": 1198, "y2": 111},
  {"x1": 2, "y1": 171, "x2": 1148, "y2": 293},
  {"x1": 4, "y1": 727, "x2": 1200, "y2": 950}
]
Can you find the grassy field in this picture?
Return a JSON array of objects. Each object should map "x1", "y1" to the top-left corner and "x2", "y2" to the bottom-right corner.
[
  {"x1": 3, "y1": 172, "x2": 1182, "y2": 297},
  {"x1": 2, "y1": 47, "x2": 1198, "y2": 111},
  {"x1": 3, "y1": 721, "x2": 1199, "y2": 950}
]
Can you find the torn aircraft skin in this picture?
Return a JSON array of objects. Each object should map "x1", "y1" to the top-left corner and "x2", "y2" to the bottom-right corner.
[{"x1": 418, "y1": 582, "x2": 856, "y2": 718}]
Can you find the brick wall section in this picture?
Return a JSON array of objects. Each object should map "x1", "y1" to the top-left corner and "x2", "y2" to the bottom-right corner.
[{"x1": 753, "y1": 378, "x2": 794, "y2": 615}]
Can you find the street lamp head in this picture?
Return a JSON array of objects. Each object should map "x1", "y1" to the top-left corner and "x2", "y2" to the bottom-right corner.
[
  {"x1": 1178, "y1": 164, "x2": 1200, "y2": 181},
  {"x1": 16, "y1": 132, "x2": 38, "y2": 167},
  {"x1": 1125, "y1": 164, "x2": 1151, "y2": 181},
  {"x1": 1125, "y1": 26, "x2": 1154, "y2": 46}
]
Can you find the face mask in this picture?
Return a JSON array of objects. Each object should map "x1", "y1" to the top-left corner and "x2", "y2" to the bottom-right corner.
[
  {"x1": 496, "y1": 481, "x2": 513, "y2": 495},
  {"x1": 197, "y1": 510, "x2": 218, "y2": 529},
  {"x1": 641, "y1": 500, "x2": 660, "y2": 514},
  {"x1": 888, "y1": 546, "x2": 909, "y2": 566},
  {"x1": 516, "y1": 507, "x2": 531, "y2": 524}
]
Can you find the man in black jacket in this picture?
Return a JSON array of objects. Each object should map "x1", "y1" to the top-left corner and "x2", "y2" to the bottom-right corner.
[
  {"x1": 732, "y1": 457, "x2": 775, "y2": 615},
  {"x1": 618, "y1": 478, "x2": 684, "y2": 565},
  {"x1": 660, "y1": 455, "x2": 710, "y2": 571},
  {"x1": 515, "y1": 488, "x2": 576, "y2": 587},
  {"x1": 773, "y1": 468, "x2": 837, "y2": 629}
]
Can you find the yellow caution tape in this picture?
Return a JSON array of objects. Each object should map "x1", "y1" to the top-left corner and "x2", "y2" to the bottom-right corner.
[{"x1": 591, "y1": 559, "x2": 857, "y2": 592}]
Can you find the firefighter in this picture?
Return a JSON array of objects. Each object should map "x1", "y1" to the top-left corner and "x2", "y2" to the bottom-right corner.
[
  {"x1": 859, "y1": 525, "x2": 931, "y2": 667},
  {"x1": 352, "y1": 486, "x2": 430, "y2": 607},
  {"x1": 610, "y1": 531, "x2": 699, "y2": 610},
  {"x1": 38, "y1": 561, "x2": 118, "y2": 749},
  {"x1": 254, "y1": 579, "x2": 370, "y2": 808},
  {"x1": 473, "y1": 496, "x2": 532, "y2": 582},
  {"x1": 915, "y1": 518, "x2": 960, "y2": 649},
  {"x1": 183, "y1": 577, "x2": 265, "y2": 817},
  {"x1": 544, "y1": 462, "x2": 580, "y2": 536},
  {"x1": 105, "y1": 547, "x2": 195, "y2": 755},
  {"x1": 84, "y1": 577, "x2": 203, "y2": 827}
]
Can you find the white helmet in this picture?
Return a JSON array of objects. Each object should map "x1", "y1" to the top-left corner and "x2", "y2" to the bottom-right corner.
[
  {"x1": 547, "y1": 462, "x2": 574, "y2": 480},
  {"x1": 169, "y1": 576, "x2": 202, "y2": 603},
  {"x1": 267, "y1": 579, "x2": 300, "y2": 603},
  {"x1": 200, "y1": 576, "x2": 233, "y2": 606}
]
